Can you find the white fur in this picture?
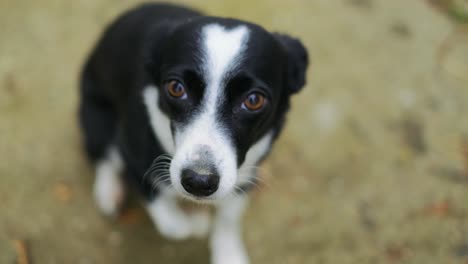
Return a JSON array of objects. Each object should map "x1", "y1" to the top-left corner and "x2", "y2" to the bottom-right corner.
[
  {"x1": 202, "y1": 24, "x2": 249, "y2": 101},
  {"x1": 211, "y1": 195, "x2": 249, "y2": 264},
  {"x1": 146, "y1": 191, "x2": 211, "y2": 240},
  {"x1": 238, "y1": 131, "x2": 273, "y2": 184},
  {"x1": 142, "y1": 86, "x2": 175, "y2": 154},
  {"x1": 94, "y1": 146, "x2": 125, "y2": 216},
  {"x1": 170, "y1": 24, "x2": 250, "y2": 200}
]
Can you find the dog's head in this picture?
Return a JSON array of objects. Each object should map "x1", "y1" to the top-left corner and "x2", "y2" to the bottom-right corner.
[{"x1": 144, "y1": 18, "x2": 308, "y2": 202}]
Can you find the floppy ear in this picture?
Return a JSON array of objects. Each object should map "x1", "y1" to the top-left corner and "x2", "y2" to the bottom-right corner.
[{"x1": 274, "y1": 33, "x2": 309, "y2": 94}]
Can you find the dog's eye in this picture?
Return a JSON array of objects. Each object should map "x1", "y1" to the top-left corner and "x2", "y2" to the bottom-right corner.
[
  {"x1": 165, "y1": 80, "x2": 186, "y2": 98},
  {"x1": 242, "y1": 92, "x2": 266, "y2": 111}
]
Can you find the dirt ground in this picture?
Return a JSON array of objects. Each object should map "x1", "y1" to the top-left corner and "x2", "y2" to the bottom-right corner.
[{"x1": 1, "y1": 0, "x2": 468, "y2": 263}]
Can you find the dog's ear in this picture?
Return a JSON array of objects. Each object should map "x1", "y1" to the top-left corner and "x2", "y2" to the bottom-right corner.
[{"x1": 274, "y1": 33, "x2": 309, "y2": 94}]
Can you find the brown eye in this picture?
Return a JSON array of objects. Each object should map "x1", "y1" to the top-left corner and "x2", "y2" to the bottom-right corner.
[
  {"x1": 166, "y1": 80, "x2": 186, "y2": 98},
  {"x1": 243, "y1": 93, "x2": 266, "y2": 111}
]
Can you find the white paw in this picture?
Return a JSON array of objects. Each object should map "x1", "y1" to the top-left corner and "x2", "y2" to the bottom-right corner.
[
  {"x1": 147, "y1": 195, "x2": 212, "y2": 240},
  {"x1": 155, "y1": 211, "x2": 211, "y2": 240},
  {"x1": 189, "y1": 211, "x2": 211, "y2": 239},
  {"x1": 212, "y1": 250, "x2": 249, "y2": 264},
  {"x1": 94, "y1": 163, "x2": 125, "y2": 216},
  {"x1": 156, "y1": 216, "x2": 193, "y2": 240}
]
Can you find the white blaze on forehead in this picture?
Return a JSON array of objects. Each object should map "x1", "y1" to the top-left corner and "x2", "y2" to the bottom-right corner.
[{"x1": 201, "y1": 24, "x2": 249, "y2": 114}]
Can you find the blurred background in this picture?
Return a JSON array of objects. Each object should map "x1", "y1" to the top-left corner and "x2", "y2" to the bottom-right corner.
[{"x1": 1, "y1": 0, "x2": 468, "y2": 263}]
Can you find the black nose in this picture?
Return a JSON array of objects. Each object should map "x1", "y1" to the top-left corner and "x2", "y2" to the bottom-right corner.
[{"x1": 181, "y1": 169, "x2": 220, "y2": 197}]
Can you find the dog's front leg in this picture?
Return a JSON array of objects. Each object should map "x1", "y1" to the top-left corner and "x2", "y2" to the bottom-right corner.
[
  {"x1": 211, "y1": 195, "x2": 249, "y2": 264},
  {"x1": 146, "y1": 191, "x2": 211, "y2": 240},
  {"x1": 94, "y1": 147, "x2": 126, "y2": 216}
]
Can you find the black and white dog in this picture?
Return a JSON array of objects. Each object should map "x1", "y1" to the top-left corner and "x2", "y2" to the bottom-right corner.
[{"x1": 79, "y1": 3, "x2": 308, "y2": 263}]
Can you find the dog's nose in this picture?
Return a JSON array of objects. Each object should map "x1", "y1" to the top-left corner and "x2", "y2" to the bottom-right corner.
[{"x1": 181, "y1": 168, "x2": 219, "y2": 197}]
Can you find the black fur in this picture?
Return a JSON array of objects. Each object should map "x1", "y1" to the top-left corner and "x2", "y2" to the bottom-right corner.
[{"x1": 79, "y1": 3, "x2": 308, "y2": 201}]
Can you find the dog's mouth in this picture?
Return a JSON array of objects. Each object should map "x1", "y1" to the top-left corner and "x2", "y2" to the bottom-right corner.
[{"x1": 180, "y1": 193, "x2": 219, "y2": 204}]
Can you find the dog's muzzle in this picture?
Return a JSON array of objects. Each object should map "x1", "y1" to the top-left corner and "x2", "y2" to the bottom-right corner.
[{"x1": 180, "y1": 144, "x2": 220, "y2": 197}]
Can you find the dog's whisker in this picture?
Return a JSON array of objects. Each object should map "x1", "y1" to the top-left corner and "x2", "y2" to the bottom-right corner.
[
  {"x1": 153, "y1": 153, "x2": 173, "y2": 159},
  {"x1": 238, "y1": 167, "x2": 275, "y2": 188},
  {"x1": 237, "y1": 175, "x2": 270, "y2": 191},
  {"x1": 148, "y1": 168, "x2": 171, "y2": 174},
  {"x1": 151, "y1": 160, "x2": 172, "y2": 164},
  {"x1": 146, "y1": 170, "x2": 168, "y2": 177},
  {"x1": 148, "y1": 154, "x2": 173, "y2": 166},
  {"x1": 151, "y1": 174, "x2": 172, "y2": 188},
  {"x1": 144, "y1": 164, "x2": 171, "y2": 181},
  {"x1": 152, "y1": 172, "x2": 171, "y2": 179},
  {"x1": 153, "y1": 179, "x2": 171, "y2": 189},
  {"x1": 148, "y1": 165, "x2": 171, "y2": 172},
  {"x1": 146, "y1": 162, "x2": 171, "y2": 172},
  {"x1": 151, "y1": 159, "x2": 172, "y2": 165},
  {"x1": 152, "y1": 177, "x2": 170, "y2": 187},
  {"x1": 150, "y1": 160, "x2": 171, "y2": 166},
  {"x1": 156, "y1": 154, "x2": 172, "y2": 158},
  {"x1": 146, "y1": 167, "x2": 170, "y2": 176},
  {"x1": 233, "y1": 185, "x2": 248, "y2": 196},
  {"x1": 152, "y1": 178, "x2": 173, "y2": 191},
  {"x1": 148, "y1": 162, "x2": 171, "y2": 169}
]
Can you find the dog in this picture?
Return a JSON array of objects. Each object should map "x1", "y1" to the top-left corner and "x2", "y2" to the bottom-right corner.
[{"x1": 79, "y1": 3, "x2": 308, "y2": 263}]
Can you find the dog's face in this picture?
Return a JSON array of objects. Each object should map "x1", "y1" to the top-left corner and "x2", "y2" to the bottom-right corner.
[{"x1": 144, "y1": 18, "x2": 308, "y2": 202}]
